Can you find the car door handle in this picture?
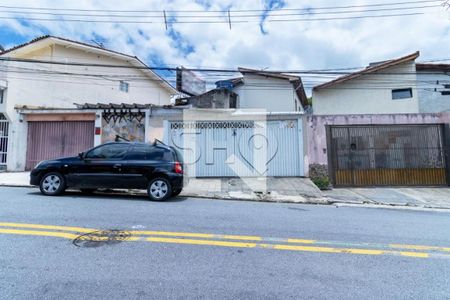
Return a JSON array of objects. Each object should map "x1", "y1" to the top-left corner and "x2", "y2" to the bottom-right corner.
[{"x1": 113, "y1": 164, "x2": 122, "y2": 169}]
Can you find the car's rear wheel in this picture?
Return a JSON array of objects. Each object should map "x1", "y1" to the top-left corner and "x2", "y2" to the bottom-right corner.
[
  {"x1": 39, "y1": 172, "x2": 66, "y2": 196},
  {"x1": 147, "y1": 178, "x2": 172, "y2": 201},
  {"x1": 172, "y1": 188, "x2": 182, "y2": 197}
]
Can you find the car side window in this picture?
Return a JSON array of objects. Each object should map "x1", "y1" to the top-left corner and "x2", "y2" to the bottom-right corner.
[
  {"x1": 148, "y1": 147, "x2": 173, "y2": 161},
  {"x1": 127, "y1": 145, "x2": 174, "y2": 161},
  {"x1": 127, "y1": 145, "x2": 149, "y2": 160},
  {"x1": 85, "y1": 143, "x2": 129, "y2": 160}
]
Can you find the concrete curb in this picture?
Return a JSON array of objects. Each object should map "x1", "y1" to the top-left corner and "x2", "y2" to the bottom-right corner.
[
  {"x1": 182, "y1": 194, "x2": 330, "y2": 205},
  {"x1": 0, "y1": 184, "x2": 34, "y2": 188},
  {"x1": 1, "y1": 184, "x2": 449, "y2": 211},
  {"x1": 334, "y1": 203, "x2": 450, "y2": 213}
]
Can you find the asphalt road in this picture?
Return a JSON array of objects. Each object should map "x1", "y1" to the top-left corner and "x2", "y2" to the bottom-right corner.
[{"x1": 0, "y1": 187, "x2": 449, "y2": 300}]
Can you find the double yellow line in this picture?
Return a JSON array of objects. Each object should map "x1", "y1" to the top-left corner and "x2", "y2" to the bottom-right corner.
[{"x1": 0, "y1": 222, "x2": 449, "y2": 259}]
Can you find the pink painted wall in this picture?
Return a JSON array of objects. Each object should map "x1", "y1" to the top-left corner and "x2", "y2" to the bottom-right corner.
[{"x1": 307, "y1": 113, "x2": 450, "y2": 168}]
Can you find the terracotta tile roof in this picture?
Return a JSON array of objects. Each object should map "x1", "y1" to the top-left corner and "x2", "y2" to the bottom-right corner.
[{"x1": 313, "y1": 51, "x2": 420, "y2": 91}]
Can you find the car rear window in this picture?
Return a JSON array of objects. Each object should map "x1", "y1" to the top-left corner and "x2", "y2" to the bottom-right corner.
[{"x1": 127, "y1": 145, "x2": 174, "y2": 161}]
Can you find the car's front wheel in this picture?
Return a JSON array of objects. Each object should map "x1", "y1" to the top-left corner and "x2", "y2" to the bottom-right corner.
[
  {"x1": 147, "y1": 178, "x2": 172, "y2": 201},
  {"x1": 39, "y1": 172, "x2": 66, "y2": 196}
]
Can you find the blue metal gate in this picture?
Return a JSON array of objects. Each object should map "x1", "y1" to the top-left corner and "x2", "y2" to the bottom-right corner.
[{"x1": 168, "y1": 120, "x2": 303, "y2": 177}]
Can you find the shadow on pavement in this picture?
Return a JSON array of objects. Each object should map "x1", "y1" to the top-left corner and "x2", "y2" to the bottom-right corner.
[{"x1": 26, "y1": 189, "x2": 189, "y2": 203}]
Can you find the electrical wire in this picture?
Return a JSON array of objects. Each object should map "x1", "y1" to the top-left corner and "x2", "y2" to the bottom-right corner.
[
  {"x1": 0, "y1": 4, "x2": 440, "y2": 18},
  {"x1": 0, "y1": 0, "x2": 441, "y2": 13},
  {"x1": 3, "y1": 56, "x2": 450, "y2": 75},
  {"x1": 0, "y1": 12, "x2": 434, "y2": 24}
]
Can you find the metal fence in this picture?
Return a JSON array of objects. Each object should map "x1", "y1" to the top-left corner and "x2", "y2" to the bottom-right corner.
[
  {"x1": 329, "y1": 124, "x2": 447, "y2": 186},
  {"x1": 0, "y1": 114, "x2": 8, "y2": 167}
]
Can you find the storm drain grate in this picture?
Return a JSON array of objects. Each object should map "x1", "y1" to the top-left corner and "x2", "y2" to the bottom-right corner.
[{"x1": 73, "y1": 230, "x2": 132, "y2": 248}]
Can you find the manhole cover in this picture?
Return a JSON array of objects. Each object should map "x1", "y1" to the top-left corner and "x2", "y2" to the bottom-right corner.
[{"x1": 73, "y1": 230, "x2": 132, "y2": 248}]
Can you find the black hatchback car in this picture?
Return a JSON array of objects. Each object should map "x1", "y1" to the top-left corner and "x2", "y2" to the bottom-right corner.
[{"x1": 30, "y1": 141, "x2": 184, "y2": 201}]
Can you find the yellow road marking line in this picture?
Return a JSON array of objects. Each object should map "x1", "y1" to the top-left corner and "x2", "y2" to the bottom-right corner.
[
  {"x1": 0, "y1": 228, "x2": 78, "y2": 239},
  {"x1": 129, "y1": 230, "x2": 262, "y2": 241},
  {"x1": 400, "y1": 251, "x2": 429, "y2": 258},
  {"x1": 216, "y1": 234, "x2": 262, "y2": 241},
  {"x1": 390, "y1": 244, "x2": 450, "y2": 252},
  {"x1": 129, "y1": 230, "x2": 215, "y2": 239},
  {"x1": 0, "y1": 228, "x2": 142, "y2": 242},
  {"x1": 147, "y1": 237, "x2": 258, "y2": 248},
  {"x1": 0, "y1": 222, "x2": 95, "y2": 233},
  {"x1": 287, "y1": 238, "x2": 316, "y2": 244},
  {"x1": 0, "y1": 228, "x2": 435, "y2": 258},
  {"x1": 0, "y1": 222, "x2": 448, "y2": 256},
  {"x1": 145, "y1": 237, "x2": 430, "y2": 258}
]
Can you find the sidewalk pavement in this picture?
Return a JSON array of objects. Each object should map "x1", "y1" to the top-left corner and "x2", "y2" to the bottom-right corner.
[
  {"x1": 1, "y1": 172, "x2": 449, "y2": 209},
  {"x1": 324, "y1": 187, "x2": 450, "y2": 209}
]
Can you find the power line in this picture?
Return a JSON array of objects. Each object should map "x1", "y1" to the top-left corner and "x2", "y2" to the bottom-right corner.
[
  {"x1": 0, "y1": 4, "x2": 440, "y2": 18},
  {"x1": 0, "y1": 12, "x2": 434, "y2": 24},
  {"x1": 2, "y1": 57, "x2": 449, "y2": 76},
  {"x1": 0, "y1": 0, "x2": 440, "y2": 13},
  {"x1": 2, "y1": 63, "x2": 448, "y2": 91},
  {"x1": 3, "y1": 72, "x2": 443, "y2": 91}
]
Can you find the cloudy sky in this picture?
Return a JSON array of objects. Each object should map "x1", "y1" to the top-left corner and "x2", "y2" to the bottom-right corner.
[{"x1": 0, "y1": 0, "x2": 449, "y2": 87}]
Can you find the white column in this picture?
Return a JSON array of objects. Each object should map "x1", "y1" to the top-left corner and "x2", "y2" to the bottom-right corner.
[
  {"x1": 94, "y1": 110, "x2": 102, "y2": 146},
  {"x1": 297, "y1": 116, "x2": 305, "y2": 177},
  {"x1": 144, "y1": 109, "x2": 151, "y2": 143}
]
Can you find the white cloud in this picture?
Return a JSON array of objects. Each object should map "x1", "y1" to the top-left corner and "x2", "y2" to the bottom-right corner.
[{"x1": 0, "y1": 0, "x2": 449, "y2": 86}]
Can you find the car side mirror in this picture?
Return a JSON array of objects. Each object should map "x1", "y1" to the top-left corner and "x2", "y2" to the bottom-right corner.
[{"x1": 78, "y1": 152, "x2": 84, "y2": 159}]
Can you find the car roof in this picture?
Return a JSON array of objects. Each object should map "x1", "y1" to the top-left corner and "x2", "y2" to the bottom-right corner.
[{"x1": 104, "y1": 141, "x2": 172, "y2": 151}]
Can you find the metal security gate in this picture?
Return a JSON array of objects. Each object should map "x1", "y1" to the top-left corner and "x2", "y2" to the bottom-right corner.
[
  {"x1": 0, "y1": 114, "x2": 8, "y2": 169},
  {"x1": 168, "y1": 120, "x2": 303, "y2": 177},
  {"x1": 26, "y1": 121, "x2": 94, "y2": 170},
  {"x1": 328, "y1": 124, "x2": 447, "y2": 186}
]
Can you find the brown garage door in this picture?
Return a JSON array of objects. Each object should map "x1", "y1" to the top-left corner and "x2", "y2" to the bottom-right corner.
[
  {"x1": 26, "y1": 121, "x2": 94, "y2": 170},
  {"x1": 328, "y1": 124, "x2": 448, "y2": 187}
]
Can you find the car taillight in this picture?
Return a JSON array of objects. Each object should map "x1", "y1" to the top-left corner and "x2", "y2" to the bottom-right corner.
[{"x1": 174, "y1": 161, "x2": 183, "y2": 174}]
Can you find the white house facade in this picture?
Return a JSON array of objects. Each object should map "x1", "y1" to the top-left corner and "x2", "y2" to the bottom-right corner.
[
  {"x1": 232, "y1": 68, "x2": 307, "y2": 112},
  {"x1": 0, "y1": 35, "x2": 177, "y2": 171},
  {"x1": 312, "y1": 52, "x2": 420, "y2": 115}
]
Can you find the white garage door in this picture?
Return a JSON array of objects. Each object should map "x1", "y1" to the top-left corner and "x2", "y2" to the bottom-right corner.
[{"x1": 167, "y1": 120, "x2": 303, "y2": 177}]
